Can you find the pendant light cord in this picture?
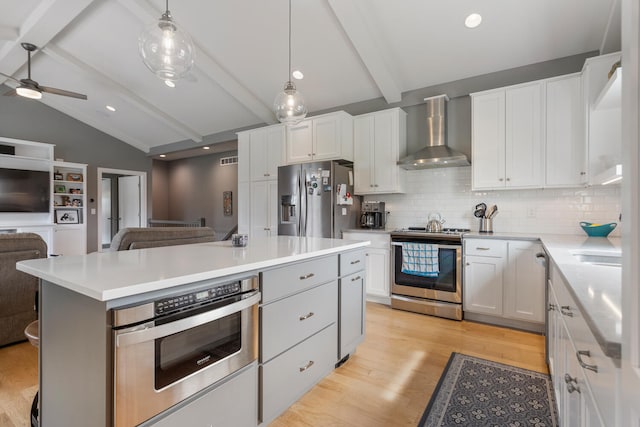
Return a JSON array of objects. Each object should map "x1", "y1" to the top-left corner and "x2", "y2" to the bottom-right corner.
[{"x1": 288, "y1": 0, "x2": 292, "y2": 82}]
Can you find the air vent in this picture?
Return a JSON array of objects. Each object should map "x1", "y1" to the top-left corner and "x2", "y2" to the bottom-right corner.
[{"x1": 220, "y1": 156, "x2": 238, "y2": 166}]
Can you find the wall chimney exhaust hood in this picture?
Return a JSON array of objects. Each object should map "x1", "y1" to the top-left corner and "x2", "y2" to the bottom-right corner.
[{"x1": 398, "y1": 95, "x2": 470, "y2": 170}]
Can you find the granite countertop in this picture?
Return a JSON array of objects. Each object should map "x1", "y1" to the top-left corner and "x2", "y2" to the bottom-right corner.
[
  {"x1": 16, "y1": 236, "x2": 369, "y2": 302},
  {"x1": 463, "y1": 232, "x2": 621, "y2": 359}
]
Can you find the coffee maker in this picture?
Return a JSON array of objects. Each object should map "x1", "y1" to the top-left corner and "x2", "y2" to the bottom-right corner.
[{"x1": 360, "y1": 201, "x2": 386, "y2": 229}]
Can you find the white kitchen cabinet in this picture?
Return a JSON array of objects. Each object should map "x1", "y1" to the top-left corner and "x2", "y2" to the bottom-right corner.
[
  {"x1": 582, "y1": 52, "x2": 622, "y2": 185},
  {"x1": 545, "y1": 73, "x2": 587, "y2": 187},
  {"x1": 463, "y1": 238, "x2": 545, "y2": 332},
  {"x1": 503, "y1": 240, "x2": 545, "y2": 323},
  {"x1": 237, "y1": 125, "x2": 285, "y2": 238},
  {"x1": 249, "y1": 180, "x2": 278, "y2": 238},
  {"x1": 285, "y1": 111, "x2": 354, "y2": 164},
  {"x1": 472, "y1": 82, "x2": 544, "y2": 190},
  {"x1": 342, "y1": 231, "x2": 391, "y2": 304},
  {"x1": 353, "y1": 108, "x2": 407, "y2": 195}
]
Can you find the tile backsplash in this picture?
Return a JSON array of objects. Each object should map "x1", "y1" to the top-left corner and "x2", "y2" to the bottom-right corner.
[{"x1": 365, "y1": 167, "x2": 621, "y2": 236}]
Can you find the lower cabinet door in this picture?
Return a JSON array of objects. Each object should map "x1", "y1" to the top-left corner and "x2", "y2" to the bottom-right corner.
[
  {"x1": 148, "y1": 362, "x2": 257, "y2": 427},
  {"x1": 340, "y1": 271, "x2": 365, "y2": 359},
  {"x1": 366, "y1": 248, "x2": 390, "y2": 298},
  {"x1": 260, "y1": 324, "x2": 337, "y2": 425}
]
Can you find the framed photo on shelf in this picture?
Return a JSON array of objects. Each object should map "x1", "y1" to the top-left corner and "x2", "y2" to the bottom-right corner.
[
  {"x1": 54, "y1": 171, "x2": 64, "y2": 180},
  {"x1": 67, "y1": 173, "x2": 83, "y2": 182},
  {"x1": 56, "y1": 209, "x2": 79, "y2": 224},
  {"x1": 54, "y1": 184, "x2": 66, "y2": 193}
]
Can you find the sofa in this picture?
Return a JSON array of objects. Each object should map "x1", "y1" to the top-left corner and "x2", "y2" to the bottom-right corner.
[
  {"x1": 0, "y1": 233, "x2": 47, "y2": 347},
  {"x1": 109, "y1": 227, "x2": 216, "y2": 251}
]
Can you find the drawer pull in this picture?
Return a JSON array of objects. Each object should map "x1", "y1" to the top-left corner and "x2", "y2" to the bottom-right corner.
[
  {"x1": 564, "y1": 373, "x2": 580, "y2": 393},
  {"x1": 299, "y1": 273, "x2": 315, "y2": 280},
  {"x1": 560, "y1": 305, "x2": 574, "y2": 317},
  {"x1": 548, "y1": 303, "x2": 556, "y2": 311},
  {"x1": 299, "y1": 312, "x2": 315, "y2": 321},
  {"x1": 476, "y1": 247, "x2": 491, "y2": 251},
  {"x1": 576, "y1": 350, "x2": 598, "y2": 373},
  {"x1": 351, "y1": 276, "x2": 361, "y2": 282},
  {"x1": 564, "y1": 373, "x2": 577, "y2": 384},
  {"x1": 299, "y1": 360, "x2": 314, "y2": 372},
  {"x1": 567, "y1": 382, "x2": 580, "y2": 394},
  {"x1": 350, "y1": 259, "x2": 361, "y2": 265}
]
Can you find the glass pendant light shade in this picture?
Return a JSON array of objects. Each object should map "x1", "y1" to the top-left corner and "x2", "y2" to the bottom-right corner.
[
  {"x1": 274, "y1": 80, "x2": 307, "y2": 124},
  {"x1": 138, "y1": 8, "x2": 195, "y2": 82},
  {"x1": 274, "y1": 0, "x2": 307, "y2": 124}
]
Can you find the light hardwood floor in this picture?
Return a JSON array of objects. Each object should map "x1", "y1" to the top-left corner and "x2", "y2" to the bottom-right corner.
[{"x1": 0, "y1": 302, "x2": 546, "y2": 426}]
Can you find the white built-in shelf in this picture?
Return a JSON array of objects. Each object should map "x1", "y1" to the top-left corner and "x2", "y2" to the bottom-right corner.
[{"x1": 593, "y1": 68, "x2": 621, "y2": 111}]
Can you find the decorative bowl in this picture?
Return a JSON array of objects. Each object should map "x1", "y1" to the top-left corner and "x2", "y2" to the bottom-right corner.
[{"x1": 579, "y1": 222, "x2": 617, "y2": 237}]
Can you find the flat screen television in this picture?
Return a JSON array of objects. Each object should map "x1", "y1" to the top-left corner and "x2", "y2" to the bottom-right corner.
[{"x1": 0, "y1": 168, "x2": 50, "y2": 213}]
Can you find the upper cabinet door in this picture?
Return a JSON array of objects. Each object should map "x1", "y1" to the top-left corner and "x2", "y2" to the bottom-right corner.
[
  {"x1": 286, "y1": 122, "x2": 313, "y2": 163},
  {"x1": 472, "y1": 90, "x2": 506, "y2": 189},
  {"x1": 372, "y1": 110, "x2": 398, "y2": 193},
  {"x1": 313, "y1": 115, "x2": 342, "y2": 160},
  {"x1": 265, "y1": 126, "x2": 286, "y2": 179},
  {"x1": 353, "y1": 115, "x2": 373, "y2": 194},
  {"x1": 237, "y1": 133, "x2": 250, "y2": 183},
  {"x1": 545, "y1": 74, "x2": 586, "y2": 187},
  {"x1": 249, "y1": 129, "x2": 268, "y2": 181},
  {"x1": 505, "y1": 82, "x2": 544, "y2": 188}
]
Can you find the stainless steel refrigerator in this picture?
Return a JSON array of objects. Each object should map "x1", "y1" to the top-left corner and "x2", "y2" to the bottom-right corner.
[{"x1": 278, "y1": 161, "x2": 361, "y2": 238}]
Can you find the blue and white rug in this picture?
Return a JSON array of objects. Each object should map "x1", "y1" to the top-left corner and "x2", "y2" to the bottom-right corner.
[{"x1": 419, "y1": 353, "x2": 558, "y2": 427}]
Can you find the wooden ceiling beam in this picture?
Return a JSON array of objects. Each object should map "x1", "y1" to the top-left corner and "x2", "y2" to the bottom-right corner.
[{"x1": 327, "y1": 0, "x2": 402, "y2": 104}]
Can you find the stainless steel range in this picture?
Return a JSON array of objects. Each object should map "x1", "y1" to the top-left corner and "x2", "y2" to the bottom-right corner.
[{"x1": 390, "y1": 227, "x2": 468, "y2": 320}]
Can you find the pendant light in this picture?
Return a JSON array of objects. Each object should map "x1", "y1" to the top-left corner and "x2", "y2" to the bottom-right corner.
[
  {"x1": 138, "y1": 0, "x2": 195, "y2": 84},
  {"x1": 273, "y1": 0, "x2": 307, "y2": 124}
]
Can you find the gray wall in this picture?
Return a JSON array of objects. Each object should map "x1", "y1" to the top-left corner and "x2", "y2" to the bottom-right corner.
[
  {"x1": 0, "y1": 87, "x2": 152, "y2": 252},
  {"x1": 152, "y1": 152, "x2": 238, "y2": 239}
]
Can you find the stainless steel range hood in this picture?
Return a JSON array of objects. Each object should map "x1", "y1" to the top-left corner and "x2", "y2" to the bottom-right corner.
[{"x1": 398, "y1": 95, "x2": 470, "y2": 170}]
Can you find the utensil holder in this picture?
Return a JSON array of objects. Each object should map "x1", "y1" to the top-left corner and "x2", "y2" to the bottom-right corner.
[{"x1": 479, "y1": 218, "x2": 493, "y2": 233}]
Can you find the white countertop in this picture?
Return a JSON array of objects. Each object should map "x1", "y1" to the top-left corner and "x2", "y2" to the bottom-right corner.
[
  {"x1": 464, "y1": 232, "x2": 621, "y2": 358},
  {"x1": 17, "y1": 236, "x2": 369, "y2": 302},
  {"x1": 343, "y1": 228, "x2": 391, "y2": 234}
]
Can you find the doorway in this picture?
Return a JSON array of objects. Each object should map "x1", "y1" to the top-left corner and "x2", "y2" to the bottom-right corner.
[{"x1": 97, "y1": 168, "x2": 147, "y2": 251}]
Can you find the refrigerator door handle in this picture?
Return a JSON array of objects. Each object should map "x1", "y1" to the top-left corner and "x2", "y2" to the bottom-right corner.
[{"x1": 302, "y1": 168, "x2": 308, "y2": 236}]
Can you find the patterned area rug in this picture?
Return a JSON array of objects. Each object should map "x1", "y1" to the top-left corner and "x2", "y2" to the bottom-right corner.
[{"x1": 419, "y1": 353, "x2": 558, "y2": 427}]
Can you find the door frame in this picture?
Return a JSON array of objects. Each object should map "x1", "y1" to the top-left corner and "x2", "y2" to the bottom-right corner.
[{"x1": 97, "y1": 167, "x2": 147, "y2": 252}]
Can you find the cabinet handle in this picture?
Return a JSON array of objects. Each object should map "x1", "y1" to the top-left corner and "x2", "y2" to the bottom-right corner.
[
  {"x1": 299, "y1": 360, "x2": 314, "y2": 372},
  {"x1": 576, "y1": 350, "x2": 598, "y2": 373},
  {"x1": 506, "y1": 178, "x2": 511, "y2": 182},
  {"x1": 476, "y1": 247, "x2": 491, "y2": 251},
  {"x1": 299, "y1": 273, "x2": 315, "y2": 280},
  {"x1": 308, "y1": 153, "x2": 312, "y2": 157},
  {"x1": 580, "y1": 171, "x2": 586, "y2": 176},
  {"x1": 499, "y1": 178, "x2": 504, "y2": 182},
  {"x1": 374, "y1": 184, "x2": 379, "y2": 187},
  {"x1": 567, "y1": 382, "x2": 580, "y2": 394},
  {"x1": 564, "y1": 373, "x2": 577, "y2": 385},
  {"x1": 548, "y1": 303, "x2": 556, "y2": 311},
  {"x1": 264, "y1": 173, "x2": 270, "y2": 177},
  {"x1": 350, "y1": 259, "x2": 361, "y2": 265},
  {"x1": 466, "y1": 262, "x2": 470, "y2": 266},
  {"x1": 351, "y1": 276, "x2": 361, "y2": 282},
  {"x1": 560, "y1": 305, "x2": 574, "y2": 317},
  {"x1": 370, "y1": 184, "x2": 374, "y2": 187},
  {"x1": 299, "y1": 312, "x2": 315, "y2": 321},
  {"x1": 264, "y1": 227, "x2": 270, "y2": 231}
]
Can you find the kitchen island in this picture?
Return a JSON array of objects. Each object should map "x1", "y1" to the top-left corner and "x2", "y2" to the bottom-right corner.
[{"x1": 17, "y1": 236, "x2": 369, "y2": 427}]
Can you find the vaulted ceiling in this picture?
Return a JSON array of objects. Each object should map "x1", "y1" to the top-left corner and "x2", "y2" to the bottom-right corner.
[{"x1": 0, "y1": 0, "x2": 619, "y2": 157}]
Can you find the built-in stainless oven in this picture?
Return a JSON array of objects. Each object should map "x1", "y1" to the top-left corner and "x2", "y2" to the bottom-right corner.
[
  {"x1": 390, "y1": 228, "x2": 466, "y2": 320},
  {"x1": 112, "y1": 275, "x2": 260, "y2": 427}
]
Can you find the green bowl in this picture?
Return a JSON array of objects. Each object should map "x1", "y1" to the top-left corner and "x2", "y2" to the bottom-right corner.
[{"x1": 580, "y1": 222, "x2": 617, "y2": 237}]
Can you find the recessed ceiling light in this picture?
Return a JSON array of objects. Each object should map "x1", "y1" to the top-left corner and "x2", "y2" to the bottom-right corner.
[
  {"x1": 203, "y1": 146, "x2": 210, "y2": 150},
  {"x1": 106, "y1": 105, "x2": 116, "y2": 112},
  {"x1": 164, "y1": 80, "x2": 176, "y2": 88},
  {"x1": 292, "y1": 70, "x2": 304, "y2": 80},
  {"x1": 159, "y1": 154, "x2": 166, "y2": 158},
  {"x1": 465, "y1": 13, "x2": 482, "y2": 29}
]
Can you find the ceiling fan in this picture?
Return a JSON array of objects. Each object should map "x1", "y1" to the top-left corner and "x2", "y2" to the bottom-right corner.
[{"x1": 0, "y1": 43, "x2": 87, "y2": 100}]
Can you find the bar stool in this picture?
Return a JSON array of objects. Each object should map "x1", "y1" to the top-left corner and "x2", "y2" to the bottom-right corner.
[{"x1": 24, "y1": 320, "x2": 39, "y2": 427}]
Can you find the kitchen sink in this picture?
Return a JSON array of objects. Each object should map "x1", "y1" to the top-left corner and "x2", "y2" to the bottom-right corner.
[{"x1": 571, "y1": 251, "x2": 622, "y2": 267}]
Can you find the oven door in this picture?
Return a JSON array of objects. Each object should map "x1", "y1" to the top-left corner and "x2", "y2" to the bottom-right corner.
[
  {"x1": 113, "y1": 291, "x2": 260, "y2": 427},
  {"x1": 391, "y1": 242, "x2": 462, "y2": 303}
]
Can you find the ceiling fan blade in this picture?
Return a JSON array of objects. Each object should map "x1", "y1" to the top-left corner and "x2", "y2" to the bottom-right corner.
[
  {"x1": 3, "y1": 88, "x2": 17, "y2": 97},
  {"x1": 0, "y1": 72, "x2": 21, "y2": 84},
  {"x1": 40, "y1": 86, "x2": 87, "y2": 100}
]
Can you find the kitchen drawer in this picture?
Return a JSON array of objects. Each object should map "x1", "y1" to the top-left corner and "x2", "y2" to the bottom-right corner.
[
  {"x1": 261, "y1": 280, "x2": 337, "y2": 363},
  {"x1": 261, "y1": 255, "x2": 338, "y2": 303},
  {"x1": 260, "y1": 323, "x2": 337, "y2": 424},
  {"x1": 340, "y1": 249, "x2": 366, "y2": 277},
  {"x1": 550, "y1": 271, "x2": 618, "y2": 426},
  {"x1": 464, "y1": 238, "x2": 507, "y2": 257},
  {"x1": 149, "y1": 362, "x2": 257, "y2": 427}
]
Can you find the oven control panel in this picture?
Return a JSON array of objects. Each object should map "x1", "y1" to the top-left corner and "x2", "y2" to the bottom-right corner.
[{"x1": 155, "y1": 281, "x2": 241, "y2": 315}]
